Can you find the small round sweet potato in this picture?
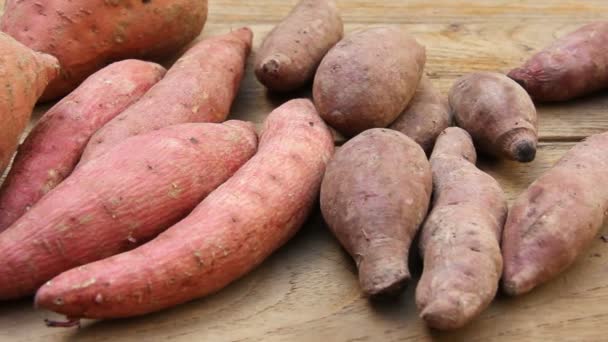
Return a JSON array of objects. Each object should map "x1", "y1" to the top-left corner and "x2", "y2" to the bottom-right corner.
[
  {"x1": 255, "y1": 0, "x2": 343, "y2": 93},
  {"x1": 449, "y1": 72, "x2": 538, "y2": 163},
  {"x1": 313, "y1": 27, "x2": 426, "y2": 137},
  {"x1": 1, "y1": 0, "x2": 208, "y2": 101}
]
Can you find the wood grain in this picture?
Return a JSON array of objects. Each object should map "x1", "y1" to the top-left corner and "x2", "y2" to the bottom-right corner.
[{"x1": 2, "y1": 0, "x2": 608, "y2": 341}]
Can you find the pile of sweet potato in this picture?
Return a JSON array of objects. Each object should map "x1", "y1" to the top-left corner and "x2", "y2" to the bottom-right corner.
[{"x1": 0, "y1": 0, "x2": 607, "y2": 334}]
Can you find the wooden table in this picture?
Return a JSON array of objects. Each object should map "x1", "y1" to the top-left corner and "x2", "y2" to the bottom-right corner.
[{"x1": 3, "y1": 1, "x2": 608, "y2": 341}]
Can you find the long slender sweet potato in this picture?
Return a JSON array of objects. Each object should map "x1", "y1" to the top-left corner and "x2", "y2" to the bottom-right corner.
[
  {"x1": 449, "y1": 72, "x2": 538, "y2": 163},
  {"x1": 0, "y1": 32, "x2": 59, "y2": 175},
  {"x1": 502, "y1": 132, "x2": 608, "y2": 296},
  {"x1": 320, "y1": 129, "x2": 432, "y2": 296},
  {"x1": 78, "y1": 28, "x2": 253, "y2": 165},
  {"x1": 1, "y1": 0, "x2": 208, "y2": 101},
  {"x1": 255, "y1": 0, "x2": 343, "y2": 92},
  {"x1": 0, "y1": 60, "x2": 166, "y2": 232},
  {"x1": 35, "y1": 99, "x2": 334, "y2": 319},
  {"x1": 508, "y1": 22, "x2": 608, "y2": 102},
  {"x1": 313, "y1": 27, "x2": 426, "y2": 137},
  {"x1": 0, "y1": 121, "x2": 257, "y2": 300},
  {"x1": 416, "y1": 127, "x2": 507, "y2": 330},
  {"x1": 389, "y1": 76, "x2": 452, "y2": 154}
]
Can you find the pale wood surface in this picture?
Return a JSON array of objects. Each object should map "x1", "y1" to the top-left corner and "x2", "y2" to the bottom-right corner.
[{"x1": 2, "y1": 1, "x2": 608, "y2": 341}]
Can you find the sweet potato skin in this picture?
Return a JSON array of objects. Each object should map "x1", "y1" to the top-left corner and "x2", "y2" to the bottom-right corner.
[
  {"x1": 389, "y1": 76, "x2": 452, "y2": 154},
  {"x1": 0, "y1": 121, "x2": 258, "y2": 300},
  {"x1": 502, "y1": 132, "x2": 608, "y2": 296},
  {"x1": 313, "y1": 27, "x2": 426, "y2": 137},
  {"x1": 416, "y1": 127, "x2": 507, "y2": 330},
  {"x1": 35, "y1": 99, "x2": 334, "y2": 318},
  {"x1": 508, "y1": 22, "x2": 608, "y2": 102},
  {"x1": 0, "y1": 32, "x2": 59, "y2": 175},
  {"x1": 1, "y1": 0, "x2": 208, "y2": 101},
  {"x1": 449, "y1": 72, "x2": 538, "y2": 163},
  {"x1": 255, "y1": 0, "x2": 343, "y2": 92},
  {"x1": 321, "y1": 129, "x2": 432, "y2": 296},
  {"x1": 78, "y1": 28, "x2": 253, "y2": 164},
  {"x1": 0, "y1": 60, "x2": 166, "y2": 232}
]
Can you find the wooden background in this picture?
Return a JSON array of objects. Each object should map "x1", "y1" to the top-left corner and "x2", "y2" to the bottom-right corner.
[{"x1": 2, "y1": 1, "x2": 608, "y2": 341}]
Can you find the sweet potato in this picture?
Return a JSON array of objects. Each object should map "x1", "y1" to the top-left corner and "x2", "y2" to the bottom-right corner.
[
  {"x1": 0, "y1": 32, "x2": 59, "y2": 175},
  {"x1": 255, "y1": 0, "x2": 343, "y2": 92},
  {"x1": 313, "y1": 27, "x2": 426, "y2": 137},
  {"x1": 320, "y1": 129, "x2": 432, "y2": 296},
  {"x1": 416, "y1": 127, "x2": 507, "y2": 330},
  {"x1": 389, "y1": 76, "x2": 452, "y2": 154},
  {"x1": 508, "y1": 22, "x2": 608, "y2": 102},
  {"x1": 0, "y1": 60, "x2": 166, "y2": 232},
  {"x1": 502, "y1": 132, "x2": 608, "y2": 296},
  {"x1": 78, "y1": 28, "x2": 253, "y2": 165},
  {"x1": 1, "y1": 0, "x2": 208, "y2": 101},
  {"x1": 0, "y1": 121, "x2": 257, "y2": 300},
  {"x1": 449, "y1": 72, "x2": 538, "y2": 163},
  {"x1": 35, "y1": 99, "x2": 334, "y2": 319}
]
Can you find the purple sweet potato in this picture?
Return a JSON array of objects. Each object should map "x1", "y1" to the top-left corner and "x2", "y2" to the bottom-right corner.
[
  {"x1": 508, "y1": 22, "x2": 608, "y2": 102},
  {"x1": 0, "y1": 121, "x2": 257, "y2": 300},
  {"x1": 0, "y1": 60, "x2": 166, "y2": 232}
]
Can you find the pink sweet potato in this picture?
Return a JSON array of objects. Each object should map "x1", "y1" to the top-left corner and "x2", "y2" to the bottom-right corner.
[
  {"x1": 255, "y1": 0, "x2": 343, "y2": 92},
  {"x1": 0, "y1": 32, "x2": 59, "y2": 175},
  {"x1": 1, "y1": 0, "x2": 208, "y2": 101},
  {"x1": 321, "y1": 128, "x2": 432, "y2": 296},
  {"x1": 78, "y1": 28, "x2": 253, "y2": 164},
  {"x1": 508, "y1": 22, "x2": 608, "y2": 102},
  {"x1": 389, "y1": 76, "x2": 452, "y2": 154},
  {"x1": 416, "y1": 127, "x2": 507, "y2": 330},
  {"x1": 0, "y1": 121, "x2": 257, "y2": 300},
  {"x1": 35, "y1": 99, "x2": 334, "y2": 319},
  {"x1": 0, "y1": 60, "x2": 166, "y2": 232},
  {"x1": 502, "y1": 132, "x2": 608, "y2": 296}
]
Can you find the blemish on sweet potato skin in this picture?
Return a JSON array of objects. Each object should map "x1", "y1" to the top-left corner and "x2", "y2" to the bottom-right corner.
[
  {"x1": 320, "y1": 128, "x2": 432, "y2": 296},
  {"x1": 0, "y1": 121, "x2": 257, "y2": 300},
  {"x1": 416, "y1": 127, "x2": 507, "y2": 330},
  {"x1": 34, "y1": 99, "x2": 334, "y2": 319},
  {"x1": 502, "y1": 132, "x2": 608, "y2": 296},
  {"x1": 1, "y1": 0, "x2": 208, "y2": 100}
]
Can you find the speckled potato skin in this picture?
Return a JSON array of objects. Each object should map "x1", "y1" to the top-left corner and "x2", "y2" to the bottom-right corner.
[
  {"x1": 0, "y1": 32, "x2": 59, "y2": 176},
  {"x1": 416, "y1": 127, "x2": 507, "y2": 330},
  {"x1": 1, "y1": 0, "x2": 208, "y2": 101},
  {"x1": 321, "y1": 129, "x2": 432, "y2": 296},
  {"x1": 449, "y1": 72, "x2": 538, "y2": 163},
  {"x1": 255, "y1": 0, "x2": 343, "y2": 92},
  {"x1": 0, "y1": 60, "x2": 166, "y2": 233},
  {"x1": 390, "y1": 76, "x2": 452, "y2": 154},
  {"x1": 502, "y1": 132, "x2": 608, "y2": 296},
  {"x1": 78, "y1": 28, "x2": 253, "y2": 165},
  {"x1": 313, "y1": 27, "x2": 426, "y2": 137},
  {"x1": 0, "y1": 121, "x2": 258, "y2": 300},
  {"x1": 35, "y1": 99, "x2": 334, "y2": 319},
  {"x1": 508, "y1": 22, "x2": 608, "y2": 102}
]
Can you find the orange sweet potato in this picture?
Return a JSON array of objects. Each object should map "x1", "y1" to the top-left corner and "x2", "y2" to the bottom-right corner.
[
  {"x1": 0, "y1": 32, "x2": 59, "y2": 175},
  {"x1": 416, "y1": 127, "x2": 507, "y2": 330},
  {"x1": 0, "y1": 121, "x2": 257, "y2": 300},
  {"x1": 313, "y1": 27, "x2": 426, "y2": 137},
  {"x1": 255, "y1": 0, "x2": 343, "y2": 92},
  {"x1": 321, "y1": 129, "x2": 432, "y2": 296},
  {"x1": 0, "y1": 60, "x2": 166, "y2": 232},
  {"x1": 449, "y1": 72, "x2": 538, "y2": 163},
  {"x1": 78, "y1": 28, "x2": 253, "y2": 164},
  {"x1": 35, "y1": 99, "x2": 334, "y2": 319},
  {"x1": 502, "y1": 132, "x2": 608, "y2": 296},
  {"x1": 508, "y1": 22, "x2": 608, "y2": 102},
  {"x1": 1, "y1": 0, "x2": 208, "y2": 101},
  {"x1": 389, "y1": 76, "x2": 452, "y2": 154}
]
